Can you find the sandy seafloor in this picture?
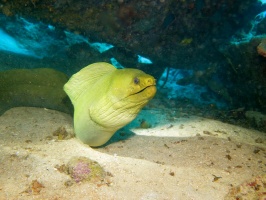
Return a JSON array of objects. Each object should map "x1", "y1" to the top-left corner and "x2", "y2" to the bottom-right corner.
[{"x1": 0, "y1": 104, "x2": 265, "y2": 200}]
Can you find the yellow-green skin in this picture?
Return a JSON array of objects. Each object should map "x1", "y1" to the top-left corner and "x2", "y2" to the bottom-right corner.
[{"x1": 64, "y1": 62, "x2": 156, "y2": 147}]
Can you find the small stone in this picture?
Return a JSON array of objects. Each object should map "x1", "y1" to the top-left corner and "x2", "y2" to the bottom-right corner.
[
  {"x1": 23, "y1": 180, "x2": 44, "y2": 195},
  {"x1": 64, "y1": 180, "x2": 74, "y2": 187},
  {"x1": 52, "y1": 126, "x2": 68, "y2": 140},
  {"x1": 140, "y1": 119, "x2": 151, "y2": 129}
]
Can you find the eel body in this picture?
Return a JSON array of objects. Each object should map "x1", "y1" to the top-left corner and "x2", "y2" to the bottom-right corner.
[{"x1": 64, "y1": 62, "x2": 156, "y2": 147}]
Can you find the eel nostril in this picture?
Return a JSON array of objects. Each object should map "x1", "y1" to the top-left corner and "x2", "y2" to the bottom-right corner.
[{"x1": 147, "y1": 78, "x2": 155, "y2": 84}]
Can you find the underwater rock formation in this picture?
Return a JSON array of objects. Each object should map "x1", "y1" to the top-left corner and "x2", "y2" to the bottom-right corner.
[
  {"x1": 245, "y1": 110, "x2": 266, "y2": 128},
  {"x1": 0, "y1": 0, "x2": 260, "y2": 71},
  {"x1": 218, "y1": 37, "x2": 266, "y2": 111},
  {"x1": 225, "y1": 174, "x2": 266, "y2": 200},
  {"x1": 0, "y1": 0, "x2": 265, "y2": 112},
  {"x1": 0, "y1": 68, "x2": 72, "y2": 115}
]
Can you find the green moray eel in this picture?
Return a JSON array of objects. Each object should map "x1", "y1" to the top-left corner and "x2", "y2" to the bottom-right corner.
[{"x1": 64, "y1": 62, "x2": 156, "y2": 147}]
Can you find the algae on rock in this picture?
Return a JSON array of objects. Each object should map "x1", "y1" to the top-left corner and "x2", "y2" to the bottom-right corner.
[
  {"x1": 66, "y1": 156, "x2": 106, "y2": 183},
  {"x1": 0, "y1": 68, "x2": 72, "y2": 115}
]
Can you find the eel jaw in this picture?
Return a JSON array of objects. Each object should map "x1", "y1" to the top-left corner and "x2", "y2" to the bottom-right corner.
[{"x1": 135, "y1": 84, "x2": 155, "y2": 94}]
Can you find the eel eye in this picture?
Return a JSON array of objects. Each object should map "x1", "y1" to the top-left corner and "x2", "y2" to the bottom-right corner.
[{"x1": 134, "y1": 77, "x2": 140, "y2": 84}]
